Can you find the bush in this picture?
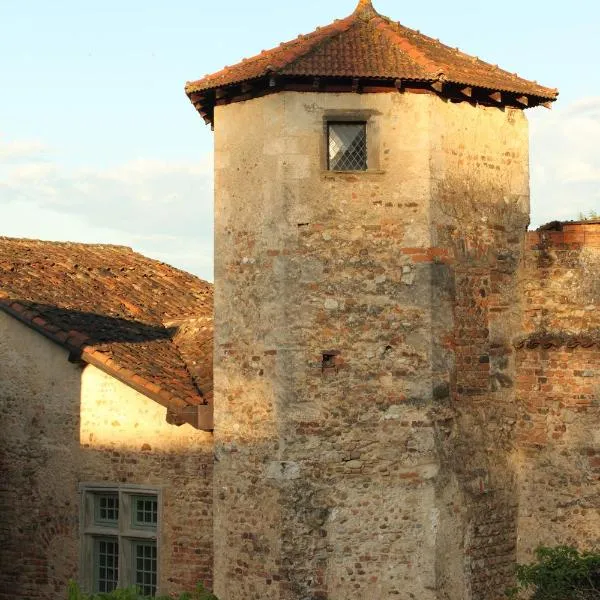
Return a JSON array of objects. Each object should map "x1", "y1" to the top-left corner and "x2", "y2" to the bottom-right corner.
[
  {"x1": 507, "y1": 546, "x2": 600, "y2": 599},
  {"x1": 67, "y1": 580, "x2": 219, "y2": 600}
]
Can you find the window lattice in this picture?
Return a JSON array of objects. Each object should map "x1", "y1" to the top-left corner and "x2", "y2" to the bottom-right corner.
[
  {"x1": 328, "y1": 122, "x2": 367, "y2": 171},
  {"x1": 134, "y1": 542, "x2": 157, "y2": 596},
  {"x1": 134, "y1": 497, "x2": 158, "y2": 527},
  {"x1": 95, "y1": 538, "x2": 119, "y2": 593},
  {"x1": 96, "y1": 494, "x2": 119, "y2": 524},
  {"x1": 83, "y1": 487, "x2": 159, "y2": 596}
]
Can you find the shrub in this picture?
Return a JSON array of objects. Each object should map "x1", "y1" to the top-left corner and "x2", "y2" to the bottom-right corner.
[
  {"x1": 67, "y1": 580, "x2": 219, "y2": 600},
  {"x1": 507, "y1": 546, "x2": 600, "y2": 599}
]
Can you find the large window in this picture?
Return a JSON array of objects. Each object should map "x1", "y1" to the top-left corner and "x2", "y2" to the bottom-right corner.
[
  {"x1": 327, "y1": 121, "x2": 367, "y2": 171},
  {"x1": 80, "y1": 485, "x2": 160, "y2": 596}
]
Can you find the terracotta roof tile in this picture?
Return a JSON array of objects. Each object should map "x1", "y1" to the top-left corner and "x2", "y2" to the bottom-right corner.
[
  {"x1": 0, "y1": 237, "x2": 213, "y2": 429},
  {"x1": 186, "y1": 0, "x2": 557, "y2": 120}
]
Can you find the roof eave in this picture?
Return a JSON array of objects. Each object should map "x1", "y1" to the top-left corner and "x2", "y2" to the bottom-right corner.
[
  {"x1": 0, "y1": 298, "x2": 212, "y2": 431},
  {"x1": 186, "y1": 73, "x2": 558, "y2": 126}
]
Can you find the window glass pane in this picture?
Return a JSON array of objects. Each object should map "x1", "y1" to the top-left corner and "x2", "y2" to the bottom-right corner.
[
  {"x1": 132, "y1": 496, "x2": 158, "y2": 528},
  {"x1": 95, "y1": 494, "x2": 119, "y2": 525},
  {"x1": 95, "y1": 537, "x2": 119, "y2": 593},
  {"x1": 134, "y1": 541, "x2": 157, "y2": 596},
  {"x1": 328, "y1": 122, "x2": 367, "y2": 171}
]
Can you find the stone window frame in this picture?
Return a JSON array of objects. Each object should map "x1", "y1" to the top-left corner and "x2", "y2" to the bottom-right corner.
[
  {"x1": 79, "y1": 483, "x2": 163, "y2": 596},
  {"x1": 321, "y1": 109, "x2": 384, "y2": 174}
]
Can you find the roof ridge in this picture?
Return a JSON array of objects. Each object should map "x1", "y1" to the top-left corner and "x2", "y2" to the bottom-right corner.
[
  {"x1": 168, "y1": 321, "x2": 212, "y2": 403},
  {"x1": 374, "y1": 16, "x2": 445, "y2": 78},
  {"x1": 353, "y1": 0, "x2": 378, "y2": 20},
  {"x1": 280, "y1": 15, "x2": 364, "y2": 74},
  {"x1": 0, "y1": 236, "x2": 133, "y2": 251},
  {"x1": 269, "y1": 16, "x2": 356, "y2": 73}
]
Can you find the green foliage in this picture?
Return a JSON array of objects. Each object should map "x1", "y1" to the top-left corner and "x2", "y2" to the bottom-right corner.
[
  {"x1": 67, "y1": 581, "x2": 219, "y2": 600},
  {"x1": 506, "y1": 546, "x2": 600, "y2": 599}
]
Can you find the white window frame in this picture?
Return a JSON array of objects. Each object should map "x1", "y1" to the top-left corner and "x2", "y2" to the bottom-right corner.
[{"x1": 79, "y1": 483, "x2": 163, "y2": 596}]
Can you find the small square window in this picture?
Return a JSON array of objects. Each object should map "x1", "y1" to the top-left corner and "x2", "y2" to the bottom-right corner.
[
  {"x1": 328, "y1": 122, "x2": 367, "y2": 171},
  {"x1": 133, "y1": 496, "x2": 158, "y2": 528},
  {"x1": 95, "y1": 494, "x2": 119, "y2": 525}
]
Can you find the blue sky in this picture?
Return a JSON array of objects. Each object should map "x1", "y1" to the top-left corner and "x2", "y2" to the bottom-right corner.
[{"x1": 1, "y1": 0, "x2": 599, "y2": 279}]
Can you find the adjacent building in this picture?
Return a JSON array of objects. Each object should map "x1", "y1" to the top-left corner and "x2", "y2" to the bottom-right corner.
[{"x1": 0, "y1": 239, "x2": 214, "y2": 599}]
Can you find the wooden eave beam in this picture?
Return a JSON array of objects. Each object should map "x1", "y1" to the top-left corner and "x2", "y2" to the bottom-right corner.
[
  {"x1": 516, "y1": 95, "x2": 529, "y2": 107},
  {"x1": 489, "y1": 91, "x2": 502, "y2": 103},
  {"x1": 460, "y1": 86, "x2": 472, "y2": 98},
  {"x1": 431, "y1": 81, "x2": 444, "y2": 93}
]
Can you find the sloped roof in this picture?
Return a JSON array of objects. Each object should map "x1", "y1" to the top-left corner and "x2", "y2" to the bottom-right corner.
[
  {"x1": 0, "y1": 238, "x2": 213, "y2": 430},
  {"x1": 186, "y1": 0, "x2": 557, "y2": 122}
]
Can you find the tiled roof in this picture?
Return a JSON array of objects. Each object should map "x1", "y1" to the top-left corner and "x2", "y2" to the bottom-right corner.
[
  {"x1": 186, "y1": 0, "x2": 557, "y2": 120},
  {"x1": 0, "y1": 238, "x2": 213, "y2": 430}
]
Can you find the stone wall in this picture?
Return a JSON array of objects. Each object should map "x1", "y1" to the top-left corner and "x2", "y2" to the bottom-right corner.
[
  {"x1": 515, "y1": 226, "x2": 600, "y2": 562},
  {"x1": 213, "y1": 89, "x2": 530, "y2": 600},
  {"x1": 0, "y1": 312, "x2": 213, "y2": 599},
  {"x1": 429, "y1": 100, "x2": 530, "y2": 600}
]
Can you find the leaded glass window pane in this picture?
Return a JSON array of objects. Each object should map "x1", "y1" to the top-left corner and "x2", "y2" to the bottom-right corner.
[
  {"x1": 95, "y1": 494, "x2": 119, "y2": 525},
  {"x1": 133, "y1": 496, "x2": 158, "y2": 528},
  {"x1": 134, "y1": 541, "x2": 157, "y2": 596},
  {"x1": 95, "y1": 537, "x2": 119, "y2": 593},
  {"x1": 328, "y1": 122, "x2": 367, "y2": 171}
]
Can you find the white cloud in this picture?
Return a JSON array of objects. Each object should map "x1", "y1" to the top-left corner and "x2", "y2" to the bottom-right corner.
[
  {"x1": 530, "y1": 97, "x2": 600, "y2": 226},
  {"x1": 0, "y1": 136, "x2": 50, "y2": 161},
  {"x1": 0, "y1": 142, "x2": 214, "y2": 280}
]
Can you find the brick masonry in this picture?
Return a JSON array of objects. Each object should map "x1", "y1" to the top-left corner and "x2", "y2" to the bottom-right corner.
[{"x1": 515, "y1": 228, "x2": 600, "y2": 563}]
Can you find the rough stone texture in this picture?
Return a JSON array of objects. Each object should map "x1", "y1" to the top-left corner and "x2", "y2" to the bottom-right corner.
[
  {"x1": 213, "y1": 90, "x2": 530, "y2": 600},
  {"x1": 515, "y1": 230, "x2": 600, "y2": 563},
  {"x1": 429, "y1": 100, "x2": 530, "y2": 600},
  {"x1": 0, "y1": 312, "x2": 213, "y2": 599}
]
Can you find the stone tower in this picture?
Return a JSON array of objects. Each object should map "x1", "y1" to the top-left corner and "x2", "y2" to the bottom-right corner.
[{"x1": 186, "y1": 2, "x2": 557, "y2": 599}]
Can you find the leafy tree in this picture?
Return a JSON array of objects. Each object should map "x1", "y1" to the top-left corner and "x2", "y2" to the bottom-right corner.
[{"x1": 507, "y1": 546, "x2": 600, "y2": 599}]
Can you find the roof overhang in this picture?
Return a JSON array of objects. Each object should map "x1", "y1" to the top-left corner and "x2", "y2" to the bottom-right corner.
[
  {"x1": 186, "y1": 74, "x2": 557, "y2": 127},
  {"x1": 0, "y1": 296, "x2": 213, "y2": 432}
]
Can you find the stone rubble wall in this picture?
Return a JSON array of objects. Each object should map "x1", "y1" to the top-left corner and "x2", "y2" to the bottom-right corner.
[
  {"x1": 429, "y1": 100, "x2": 530, "y2": 600},
  {"x1": 515, "y1": 228, "x2": 600, "y2": 563},
  {"x1": 213, "y1": 90, "x2": 531, "y2": 600}
]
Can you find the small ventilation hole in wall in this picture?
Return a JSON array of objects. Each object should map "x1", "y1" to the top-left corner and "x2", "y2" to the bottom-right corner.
[{"x1": 322, "y1": 351, "x2": 340, "y2": 371}]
